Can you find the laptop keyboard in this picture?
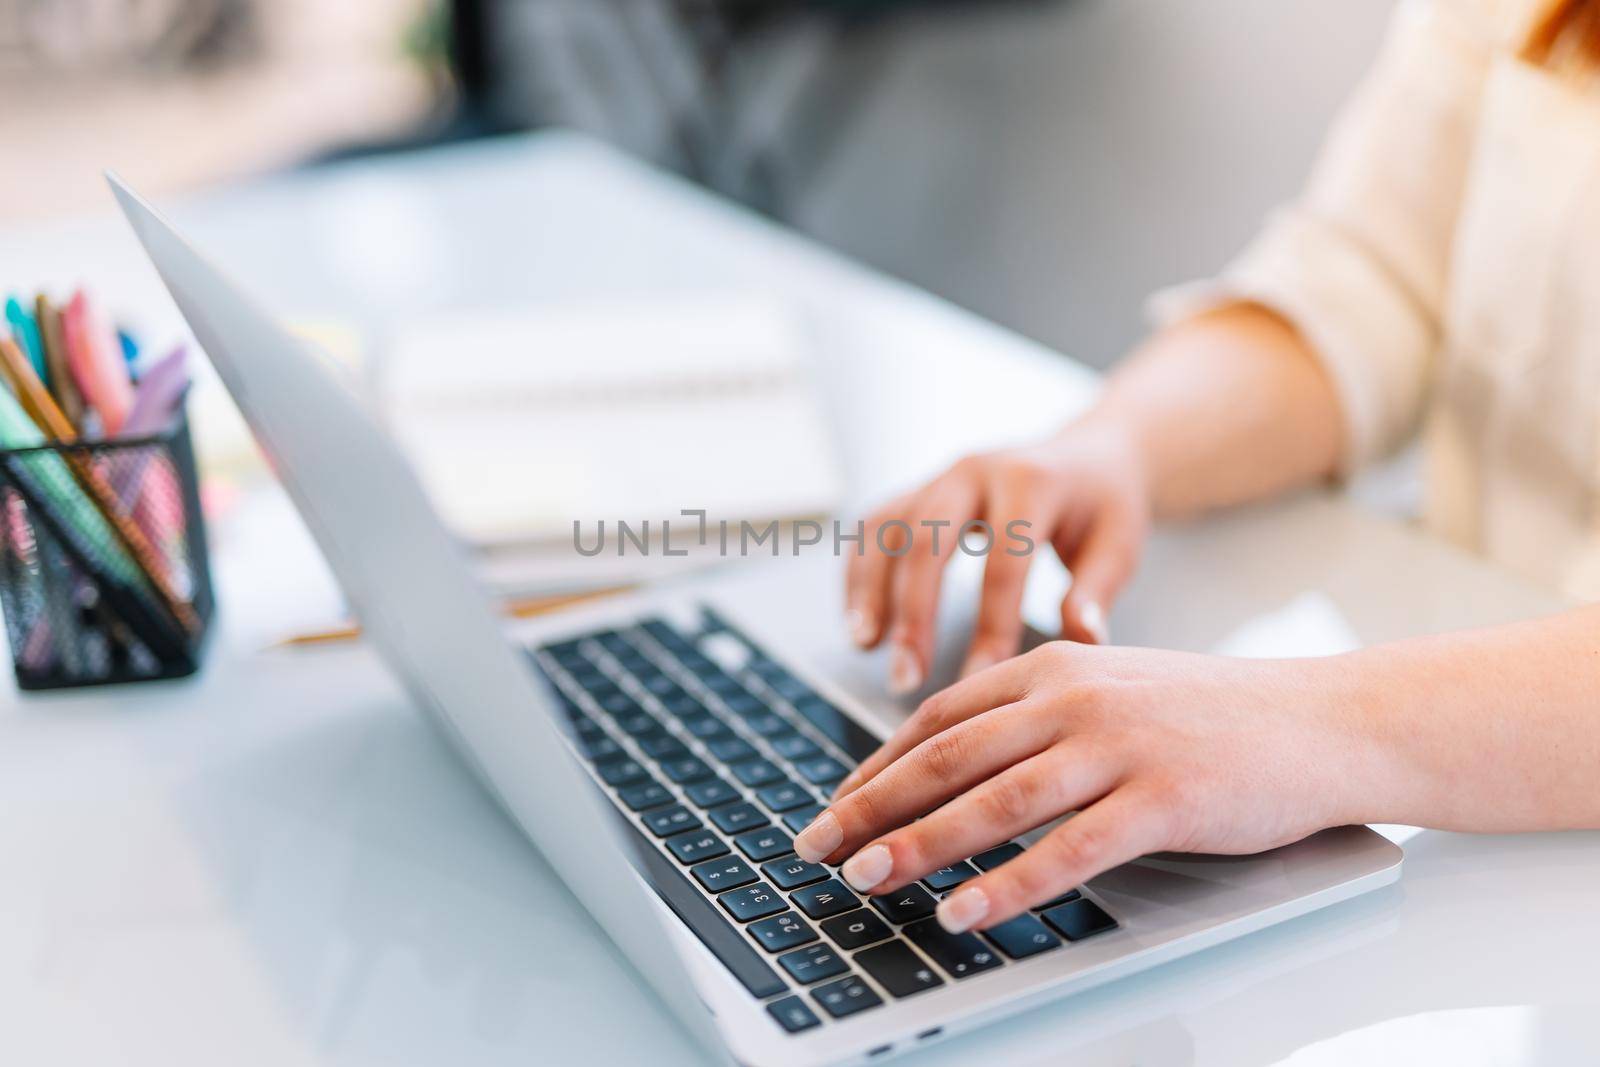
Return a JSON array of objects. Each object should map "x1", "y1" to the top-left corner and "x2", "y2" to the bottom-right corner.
[{"x1": 529, "y1": 607, "x2": 1118, "y2": 1035}]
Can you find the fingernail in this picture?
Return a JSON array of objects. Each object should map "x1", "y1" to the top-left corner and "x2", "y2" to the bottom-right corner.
[
  {"x1": 841, "y1": 844, "x2": 893, "y2": 892},
  {"x1": 845, "y1": 607, "x2": 875, "y2": 647},
  {"x1": 960, "y1": 650, "x2": 997, "y2": 679},
  {"x1": 1079, "y1": 601, "x2": 1109, "y2": 645},
  {"x1": 936, "y1": 886, "x2": 989, "y2": 933},
  {"x1": 888, "y1": 646, "x2": 923, "y2": 695},
  {"x1": 793, "y1": 811, "x2": 842, "y2": 863}
]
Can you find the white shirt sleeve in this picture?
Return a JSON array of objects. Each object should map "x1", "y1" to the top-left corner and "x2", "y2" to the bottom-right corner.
[{"x1": 1148, "y1": 0, "x2": 1499, "y2": 473}]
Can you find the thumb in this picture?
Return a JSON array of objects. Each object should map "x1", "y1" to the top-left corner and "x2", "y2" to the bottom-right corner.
[{"x1": 1058, "y1": 510, "x2": 1142, "y2": 645}]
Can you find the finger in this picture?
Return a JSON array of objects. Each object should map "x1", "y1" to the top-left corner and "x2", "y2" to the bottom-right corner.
[
  {"x1": 836, "y1": 745, "x2": 1119, "y2": 895},
  {"x1": 961, "y1": 504, "x2": 1036, "y2": 677},
  {"x1": 844, "y1": 498, "x2": 911, "y2": 650},
  {"x1": 1059, "y1": 506, "x2": 1143, "y2": 645},
  {"x1": 883, "y1": 480, "x2": 982, "y2": 695},
  {"x1": 934, "y1": 785, "x2": 1171, "y2": 933},
  {"x1": 797, "y1": 702, "x2": 1057, "y2": 866},
  {"x1": 831, "y1": 651, "x2": 1037, "y2": 799}
]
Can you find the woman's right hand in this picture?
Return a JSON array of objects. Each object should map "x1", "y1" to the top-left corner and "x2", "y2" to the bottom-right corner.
[{"x1": 845, "y1": 416, "x2": 1153, "y2": 694}]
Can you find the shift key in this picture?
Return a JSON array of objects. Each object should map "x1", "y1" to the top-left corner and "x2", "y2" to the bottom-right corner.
[{"x1": 854, "y1": 941, "x2": 945, "y2": 998}]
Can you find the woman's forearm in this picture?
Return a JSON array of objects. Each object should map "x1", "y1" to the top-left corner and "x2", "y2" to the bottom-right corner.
[
  {"x1": 1343, "y1": 605, "x2": 1600, "y2": 831},
  {"x1": 1079, "y1": 304, "x2": 1346, "y2": 520}
]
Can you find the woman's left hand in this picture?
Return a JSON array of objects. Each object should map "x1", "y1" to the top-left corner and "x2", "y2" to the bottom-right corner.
[{"x1": 792, "y1": 640, "x2": 1385, "y2": 933}]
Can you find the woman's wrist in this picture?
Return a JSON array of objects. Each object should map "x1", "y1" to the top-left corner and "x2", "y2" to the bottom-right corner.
[
  {"x1": 1047, "y1": 405, "x2": 1157, "y2": 510},
  {"x1": 1300, "y1": 644, "x2": 1436, "y2": 829}
]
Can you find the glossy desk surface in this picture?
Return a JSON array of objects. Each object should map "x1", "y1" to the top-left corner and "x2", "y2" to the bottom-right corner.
[{"x1": 1, "y1": 133, "x2": 1595, "y2": 1066}]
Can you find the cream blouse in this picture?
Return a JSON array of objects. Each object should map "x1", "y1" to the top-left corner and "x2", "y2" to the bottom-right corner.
[{"x1": 1154, "y1": 0, "x2": 1600, "y2": 600}]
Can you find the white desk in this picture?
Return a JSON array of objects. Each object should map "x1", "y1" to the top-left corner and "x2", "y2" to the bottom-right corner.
[{"x1": 3, "y1": 133, "x2": 1597, "y2": 1067}]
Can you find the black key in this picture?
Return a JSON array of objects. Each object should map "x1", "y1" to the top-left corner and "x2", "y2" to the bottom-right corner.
[
  {"x1": 640, "y1": 672, "x2": 679, "y2": 696},
  {"x1": 1041, "y1": 897, "x2": 1118, "y2": 941},
  {"x1": 870, "y1": 885, "x2": 937, "y2": 924},
  {"x1": 614, "y1": 710, "x2": 662, "y2": 738},
  {"x1": 638, "y1": 734, "x2": 692, "y2": 762},
  {"x1": 770, "y1": 675, "x2": 812, "y2": 703},
  {"x1": 792, "y1": 879, "x2": 860, "y2": 920},
  {"x1": 568, "y1": 671, "x2": 611, "y2": 698},
  {"x1": 904, "y1": 919, "x2": 1004, "y2": 979},
  {"x1": 732, "y1": 759, "x2": 786, "y2": 788},
  {"x1": 734, "y1": 827, "x2": 793, "y2": 862},
  {"x1": 791, "y1": 696, "x2": 881, "y2": 764},
  {"x1": 615, "y1": 653, "x2": 653, "y2": 676},
  {"x1": 704, "y1": 673, "x2": 745, "y2": 695},
  {"x1": 922, "y1": 861, "x2": 978, "y2": 892},
  {"x1": 643, "y1": 805, "x2": 701, "y2": 837},
  {"x1": 616, "y1": 781, "x2": 673, "y2": 811},
  {"x1": 665, "y1": 830, "x2": 728, "y2": 865},
  {"x1": 661, "y1": 692, "x2": 705, "y2": 718},
  {"x1": 820, "y1": 910, "x2": 893, "y2": 950},
  {"x1": 541, "y1": 637, "x2": 588, "y2": 665},
  {"x1": 811, "y1": 975, "x2": 882, "y2": 1019},
  {"x1": 744, "y1": 712, "x2": 792, "y2": 738},
  {"x1": 569, "y1": 715, "x2": 604, "y2": 741},
  {"x1": 684, "y1": 778, "x2": 740, "y2": 809},
  {"x1": 599, "y1": 692, "x2": 642, "y2": 717},
  {"x1": 983, "y1": 913, "x2": 1062, "y2": 959},
  {"x1": 794, "y1": 756, "x2": 849, "y2": 787},
  {"x1": 596, "y1": 757, "x2": 649, "y2": 788},
  {"x1": 678, "y1": 652, "x2": 718, "y2": 676},
  {"x1": 748, "y1": 911, "x2": 817, "y2": 953},
  {"x1": 592, "y1": 630, "x2": 629, "y2": 654},
  {"x1": 679, "y1": 712, "x2": 731, "y2": 741},
  {"x1": 770, "y1": 734, "x2": 823, "y2": 762},
  {"x1": 1033, "y1": 889, "x2": 1081, "y2": 911},
  {"x1": 756, "y1": 781, "x2": 812, "y2": 813},
  {"x1": 709, "y1": 802, "x2": 768, "y2": 835},
  {"x1": 641, "y1": 619, "x2": 690, "y2": 649},
  {"x1": 611, "y1": 806, "x2": 785, "y2": 998},
  {"x1": 577, "y1": 734, "x2": 622, "y2": 761},
  {"x1": 660, "y1": 757, "x2": 715, "y2": 785},
  {"x1": 761, "y1": 855, "x2": 828, "y2": 891},
  {"x1": 721, "y1": 691, "x2": 764, "y2": 715},
  {"x1": 719, "y1": 882, "x2": 788, "y2": 922},
  {"x1": 767, "y1": 996, "x2": 821, "y2": 1034},
  {"x1": 690, "y1": 857, "x2": 757, "y2": 893},
  {"x1": 778, "y1": 944, "x2": 849, "y2": 985},
  {"x1": 707, "y1": 736, "x2": 759, "y2": 764},
  {"x1": 782, "y1": 803, "x2": 826, "y2": 835},
  {"x1": 855, "y1": 941, "x2": 946, "y2": 998},
  {"x1": 576, "y1": 673, "x2": 619, "y2": 694},
  {"x1": 971, "y1": 842, "x2": 1024, "y2": 871}
]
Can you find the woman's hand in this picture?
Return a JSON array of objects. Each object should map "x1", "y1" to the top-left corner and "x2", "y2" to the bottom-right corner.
[
  {"x1": 793, "y1": 640, "x2": 1382, "y2": 934},
  {"x1": 846, "y1": 417, "x2": 1153, "y2": 694}
]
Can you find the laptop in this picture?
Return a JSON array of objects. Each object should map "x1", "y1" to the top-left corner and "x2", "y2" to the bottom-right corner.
[{"x1": 109, "y1": 175, "x2": 1402, "y2": 1067}]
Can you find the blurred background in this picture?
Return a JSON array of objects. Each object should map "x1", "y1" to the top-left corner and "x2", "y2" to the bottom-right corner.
[{"x1": 1, "y1": 0, "x2": 1395, "y2": 371}]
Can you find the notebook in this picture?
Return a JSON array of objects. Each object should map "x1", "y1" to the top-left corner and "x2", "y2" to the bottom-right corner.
[{"x1": 377, "y1": 296, "x2": 842, "y2": 562}]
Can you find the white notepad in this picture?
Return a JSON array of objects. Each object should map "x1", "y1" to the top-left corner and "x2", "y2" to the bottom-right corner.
[{"x1": 377, "y1": 297, "x2": 842, "y2": 556}]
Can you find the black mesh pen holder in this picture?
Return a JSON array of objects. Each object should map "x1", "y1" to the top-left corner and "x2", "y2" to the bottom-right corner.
[{"x1": 0, "y1": 411, "x2": 214, "y2": 690}]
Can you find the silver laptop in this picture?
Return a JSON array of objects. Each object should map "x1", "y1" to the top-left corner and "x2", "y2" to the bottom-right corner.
[{"x1": 110, "y1": 175, "x2": 1401, "y2": 1067}]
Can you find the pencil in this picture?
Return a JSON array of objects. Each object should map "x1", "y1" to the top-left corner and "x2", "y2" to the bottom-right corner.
[
  {"x1": 272, "y1": 586, "x2": 634, "y2": 649},
  {"x1": 0, "y1": 336, "x2": 198, "y2": 634},
  {"x1": 35, "y1": 295, "x2": 84, "y2": 428}
]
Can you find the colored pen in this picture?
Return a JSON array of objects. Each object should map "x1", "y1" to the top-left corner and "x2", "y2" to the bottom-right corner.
[
  {"x1": 5, "y1": 296, "x2": 46, "y2": 382},
  {"x1": 0, "y1": 336, "x2": 197, "y2": 634},
  {"x1": 63, "y1": 290, "x2": 134, "y2": 434},
  {"x1": 35, "y1": 295, "x2": 85, "y2": 430}
]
